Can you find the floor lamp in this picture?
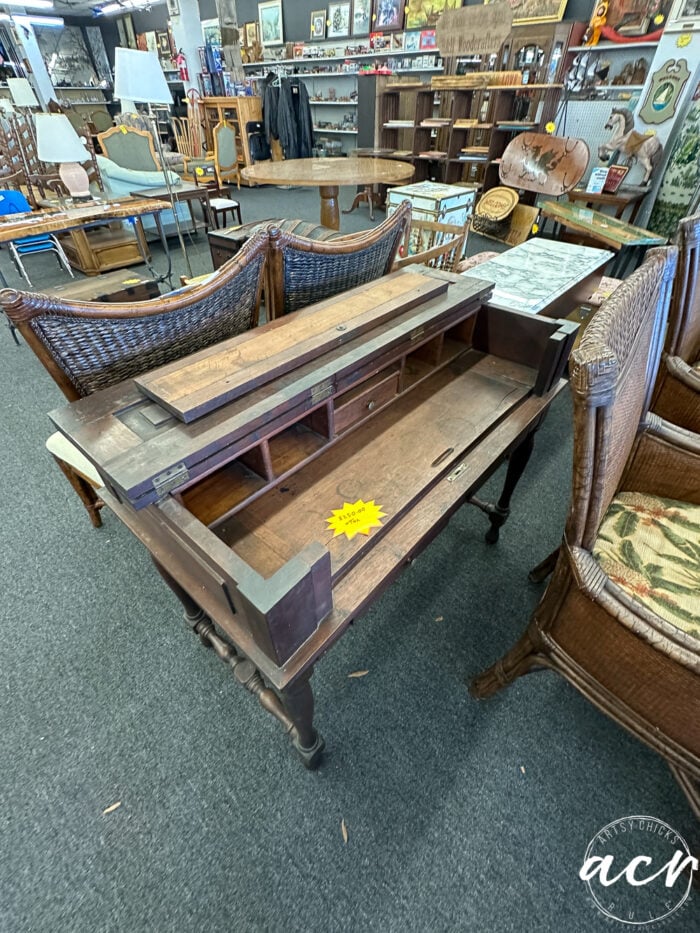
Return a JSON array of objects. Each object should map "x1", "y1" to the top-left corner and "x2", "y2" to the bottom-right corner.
[{"x1": 113, "y1": 48, "x2": 192, "y2": 278}]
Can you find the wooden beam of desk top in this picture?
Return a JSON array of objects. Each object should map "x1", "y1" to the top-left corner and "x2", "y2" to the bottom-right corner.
[{"x1": 135, "y1": 272, "x2": 449, "y2": 423}]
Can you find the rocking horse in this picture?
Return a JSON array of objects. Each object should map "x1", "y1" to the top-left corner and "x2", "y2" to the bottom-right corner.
[{"x1": 598, "y1": 108, "x2": 663, "y2": 185}]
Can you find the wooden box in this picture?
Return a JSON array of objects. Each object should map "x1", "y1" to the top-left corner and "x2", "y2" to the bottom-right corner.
[{"x1": 50, "y1": 269, "x2": 576, "y2": 678}]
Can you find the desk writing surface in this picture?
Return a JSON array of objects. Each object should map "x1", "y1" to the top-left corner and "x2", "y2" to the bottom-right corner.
[{"x1": 460, "y1": 239, "x2": 613, "y2": 315}]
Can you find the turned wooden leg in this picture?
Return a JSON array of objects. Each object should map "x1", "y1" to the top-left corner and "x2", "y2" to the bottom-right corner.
[
  {"x1": 319, "y1": 185, "x2": 340, "y2": 230},
  {"x1": 52, "y1": 454, "x2": 104, "y2": 528},
  {"x1": 469, "y1": 430, "x2": 537, "y2": 544},
  {"x1": 281, "y1": 670, "x2": 325, "y2": 769},
  {"x1": 469, "y1": 625, "x2": 544, "y2": 699}
]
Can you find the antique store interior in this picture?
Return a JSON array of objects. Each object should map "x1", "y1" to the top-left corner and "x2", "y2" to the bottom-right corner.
[{"x1": 1, "y1": 0, "x2": 699, "y2": 930}]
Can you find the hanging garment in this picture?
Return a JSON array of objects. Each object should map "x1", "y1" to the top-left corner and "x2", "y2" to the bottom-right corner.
[
  {"x1": 263, "y1": 72, "x2": 280, "y2": 145},
  {"x1": 277, "y1": 78, "x2": 314, "y2": 160}
]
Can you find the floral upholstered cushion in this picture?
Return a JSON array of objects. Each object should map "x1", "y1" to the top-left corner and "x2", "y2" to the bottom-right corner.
[{"x1": 593, "y1": 492, "x2": 700, "y2": 639}]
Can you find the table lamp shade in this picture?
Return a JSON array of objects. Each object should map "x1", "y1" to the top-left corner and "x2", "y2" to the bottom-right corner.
[
  {"x1": 113, "y1": 48, "x2": 172, "y2": 105},
  {"x1": 35, "y1": 113, "x2": 91, "y2": 198},
  {"x1": 8, "y1": 78, "x2": 38, "y2": 108}
]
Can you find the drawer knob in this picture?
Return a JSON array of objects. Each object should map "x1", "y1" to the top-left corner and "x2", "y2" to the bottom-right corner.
[{"x1": 366, "y1": 400, "x2": 376, "y2": 411}]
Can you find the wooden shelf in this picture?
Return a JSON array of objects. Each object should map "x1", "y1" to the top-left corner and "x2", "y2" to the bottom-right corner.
[{"x1": 569, "y1": 41, "x2": 658, "y2": 51}]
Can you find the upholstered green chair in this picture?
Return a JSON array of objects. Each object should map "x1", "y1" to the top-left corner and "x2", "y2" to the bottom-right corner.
[{"x1": 471, "y1": 246, "x2": 700, "y2": 817}]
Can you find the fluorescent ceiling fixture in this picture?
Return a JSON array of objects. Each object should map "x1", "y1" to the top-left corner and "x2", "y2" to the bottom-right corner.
[
  {"x1": 13, "y1": 14, "x2": 64, "y2": 27},
  {"x1": 99, "y1": 1, "x2": 148, "y2": 14},
  {"x1": 3, "y1": 0, "x2": 54, "y2": 8}
]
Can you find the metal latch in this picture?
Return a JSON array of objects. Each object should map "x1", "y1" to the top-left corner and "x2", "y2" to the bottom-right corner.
[{"x1": 152, "y1": 462, "x2": 190, "y2": 497}]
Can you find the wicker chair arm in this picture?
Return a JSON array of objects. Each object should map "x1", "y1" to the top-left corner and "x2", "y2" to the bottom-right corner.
[
  {"x1": 665, "y1": 353, "x2": 700, "y2": 391},
  {"x1": 620, "y1": 415, "x2": 700, "y2": 504},
  {"x1": 567, "y1": 544, "x2": 699, "y2": 672}
]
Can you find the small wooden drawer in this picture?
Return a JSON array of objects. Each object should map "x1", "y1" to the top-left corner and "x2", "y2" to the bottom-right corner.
[{"x1": 334, "y1": 368, "x2": 400, "y2": 435}]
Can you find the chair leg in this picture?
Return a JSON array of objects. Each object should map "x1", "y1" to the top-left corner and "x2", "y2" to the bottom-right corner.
[
  {"x1": 235, "y1": 204, "x2": 242, "y2": 225},
  {"x1": 10, "y1": 245, "x2": 32, "y2": 286},
  {"x1": 529, "y1": 546, "x2": 560, "y2": 583},
  {"x1": 51, "y1": 454, "x2": 104, "y2": 528},
  {"x1": 469, "y1": 624, "x2": 545, "y2": 699}
]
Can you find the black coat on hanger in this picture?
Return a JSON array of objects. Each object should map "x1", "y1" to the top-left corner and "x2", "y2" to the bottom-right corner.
[{"x1": 277, "y1": 77, "x2": 314, "y2": 160}]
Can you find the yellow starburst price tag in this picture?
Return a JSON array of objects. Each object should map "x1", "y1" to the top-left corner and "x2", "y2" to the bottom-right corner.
[{"x1": 326, "y1": 499, "x2": 386, "y2": 541}]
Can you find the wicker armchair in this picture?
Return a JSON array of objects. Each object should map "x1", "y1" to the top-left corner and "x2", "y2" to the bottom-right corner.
[
  {"x1": 265, "y1": 200, "x2": 412, "y2": 319},
  {"x1": 651, "y1": 212, "x2": 700, "y2": 434},
  {"x1": 1, "y1": 232, "x2": 268, "y2": 527},
  {"x1": 471, "y1": 246, "x2": 700, "y2": 816}
]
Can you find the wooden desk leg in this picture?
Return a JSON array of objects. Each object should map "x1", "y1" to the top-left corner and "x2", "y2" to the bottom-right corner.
[
  {"x1": 281, "y1": 670, "x2": 325, "y2": 770},
  {"x1": 319, "y1": 185, "x2": 340, "y2": 230},
  {"x1": 151, "y1": 557, "x2": 325, "y2": 768},
  {"x1": 469, "y1": 425, "x2": 538, "y2": 544}
]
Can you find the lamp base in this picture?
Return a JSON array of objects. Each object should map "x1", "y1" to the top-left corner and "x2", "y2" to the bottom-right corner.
[{"x1": 58, "y1": 162, "x2": 91, "y2": 199}]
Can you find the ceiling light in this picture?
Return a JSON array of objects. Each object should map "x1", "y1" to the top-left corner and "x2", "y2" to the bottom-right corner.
[{"x1": 3, "y1": 0, "x2": 55, "y2": 9}]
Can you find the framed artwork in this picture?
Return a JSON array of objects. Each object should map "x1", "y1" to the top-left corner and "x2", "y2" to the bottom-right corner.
[
  {"x1": 166, "y1": 0, "x2": 180, "y2": 16},
  {"x1": 258, "y1": 0, "x2": 284, "y2": 46},
  {"x1": 156, "y1": 31, "x2": 171, "y2": 57},
  {"x1": 404, "y1": 30, "x2": 421, "y2": 51},
  {"x1": 392, "y1": 32, "x2": 405, "y2": 49},
  {"x1": 328, "y1": 1, "x2": 351, "y2": 37},
  {"x1": 370, "y1": 31, "x2": 391, "y2": 49},
  {"x1": 311, "y1": 9, "x2": 327, "y2": 39},
  {"x1": 245, "y1": 22, "x2": 258, "y2": 46},
  {"x1": 352, "y1": 0, "x2": 372, "y2": 35},
  {"x1": 420, "y1": 28, "x2": 437, "y2": 49},
  {"x1": 666, "y1": 0, "x2": 700, "y2": 31},
  {"x1": 136, "y1": 33, "x2": 148, "y2": 52},
  {"x1": 406, "y1": 0, "x2": 461, "y2": 30},
  {"x1": 510, "y1": 0, "x2": 569, "y2": 25},
  {"x1": 373, "y1": 0, "x2": 403, "y2": 30},
  {"x1": 123, "y1": 14, "x2": 137, "y2": 50},
  {"x1": 201, "y1": 19, "x2": 222, "y2": 47}
]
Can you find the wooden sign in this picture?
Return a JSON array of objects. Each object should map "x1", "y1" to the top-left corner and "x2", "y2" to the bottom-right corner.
[{"x1": 436, "y1": 3, "x2": 513, "y2": 57}]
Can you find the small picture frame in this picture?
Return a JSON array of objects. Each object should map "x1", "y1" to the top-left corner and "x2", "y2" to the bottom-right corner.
[
  {"x1": 391, "y1": 32, "x2": 404, "y2": 50},
  {"x1": 156, "y1": 31, "x2": 171, "y2": 57},
  {"x1": 245, "y1": 21, "x2": 258, "y2": 47},
  {"x1": 666, "y1": 0, "x2": 700, "y2": 31},
  {"x1": 352, "y1": 0, "x2": 371, "y2": 36},
  {"x1": 258, "y1": 0, "x2": 284, "y2": 47},
  {"x1": 372, "y1": 0, "x2": 403, "y2": 32},
  {"x1": 310, "y1": 9, "x2": 326, "y2": 40},
  {"x1": 404, "y1": 31, "x2": 420, "y2": 52},
  {"x1": 419, "y1": 29, "x2": 436, "y2": 50},
  {"x1": 166, "y1": 0, "x2": 180, "y2": 17},
  {"x1": 328, "y1": 1, "x2": 351, "y2": 38}
]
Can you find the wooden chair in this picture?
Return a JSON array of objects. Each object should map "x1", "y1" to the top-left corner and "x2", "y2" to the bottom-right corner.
[
  {"x1": 0, "y1": 232, "x2": 269, "y2": 528},
  {"x1": 651, "y1": 212, "x2": 700, "y2": 434},
  {"x1": 394, "y1": 218, "x2": 469, "y2": 272},
  {"x1": 470, "y1": 246, "x2": 700, "y2": 816},
  {"x1": 266, "y1": 199, "x2": 412, "y2": 319},
  {"x1": 97, "y1": 125, "x2": 161, "y2": 173},
  {"x1": 212, "y1": 120, "x2": 241, "y2": 190}
]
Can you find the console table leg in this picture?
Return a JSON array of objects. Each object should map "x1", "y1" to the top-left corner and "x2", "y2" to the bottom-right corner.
[{"x1": 281, "y1": 671, "x2": 325, "y2": 770}]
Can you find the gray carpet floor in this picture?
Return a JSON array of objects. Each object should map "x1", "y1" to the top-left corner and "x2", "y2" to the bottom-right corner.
[{"x1": 0, "y1": 185, "x2": 697, "y2": 933}]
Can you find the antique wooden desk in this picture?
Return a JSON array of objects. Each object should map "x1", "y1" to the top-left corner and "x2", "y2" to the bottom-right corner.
[
  {"x1": 537, "y1": 199, "x2": 666, "y2": 276},
  {"x1": 241, "y1": 158, "x2": 415, "y2": 230},
  {"x1": 50, "y1": 269, "x2": 577, "y2": 767}
]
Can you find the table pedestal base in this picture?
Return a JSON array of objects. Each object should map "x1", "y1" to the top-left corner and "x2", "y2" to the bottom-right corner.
[{"x1": 320, "y1": 185, "x2": 340, "y2": 230}]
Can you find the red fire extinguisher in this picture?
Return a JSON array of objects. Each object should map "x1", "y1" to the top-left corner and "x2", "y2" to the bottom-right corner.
[{"x1": 176, "y1": 49, "x2": 189, "y2": 82}]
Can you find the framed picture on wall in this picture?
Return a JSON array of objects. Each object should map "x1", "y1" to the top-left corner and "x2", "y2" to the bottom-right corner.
[
  {"x1": 352, "y1": 0, "x2": 372, "y2": 35},
  {"x1": 666, "y1": 0, "x2": 700, "y2": 31},
  {"x1": 156, "y1": 31, "x2": 171, "y2": 57},
  {"x1": 328, "y1": 1, "x2": 351, "y2": 37},
  {"x1": 245, "y1": 22, "x2": 258, "y2": 46},
  {"x1": 511, "y1": 0, "x2": 568, "y2": 25},
  {"x1": 373, "y1": 0, "x2": 403, "y2": 31},
  {"x1": 258, "y1": 0, "x2": 284, "y2": 46},
  {"x1": 166, "y1": 0, "x2": 180, "y2": 16},
  {"x1": 311, "y1": 9, "x2": 327, "y2": 39},
  {"x1": 123, "y1": 14, "x2": 137, "y2": 49}
]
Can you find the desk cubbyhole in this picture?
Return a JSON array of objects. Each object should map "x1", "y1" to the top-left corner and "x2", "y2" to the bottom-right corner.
[
  {"x1": 402, "y1": 335, "x2": 445, "y2": 389},
  {"x1": 268, "y1": 411, "x2": 329, "y2": 477},
  {"x1": 179, "y1": 450, "x2": 268, "y2": 527}
]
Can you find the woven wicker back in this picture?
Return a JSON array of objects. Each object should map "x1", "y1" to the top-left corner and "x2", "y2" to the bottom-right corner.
[
  {"x1": 267, "y1": 200, "x2": 412, "y2": 318},
  {"x1": 567, "y1": 246, "x2": 677, "y2": 550},
  {"x1": 667, "y1": 213, "x2": 700, "y2": 363},
  {"x1": 1, "y1": 232, "x2": 268, "y2": 402}
]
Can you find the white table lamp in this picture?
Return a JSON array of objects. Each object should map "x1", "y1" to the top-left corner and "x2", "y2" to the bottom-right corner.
[
  {"x1": 8, "y1": 78, "x2": 39, "y2": 108},
  {"x1": 36, "y1": 113, "x2": 91, "y2": 199},
  {"x1": 113, "y1": 47, "x2": 192, "y2": 277}
]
